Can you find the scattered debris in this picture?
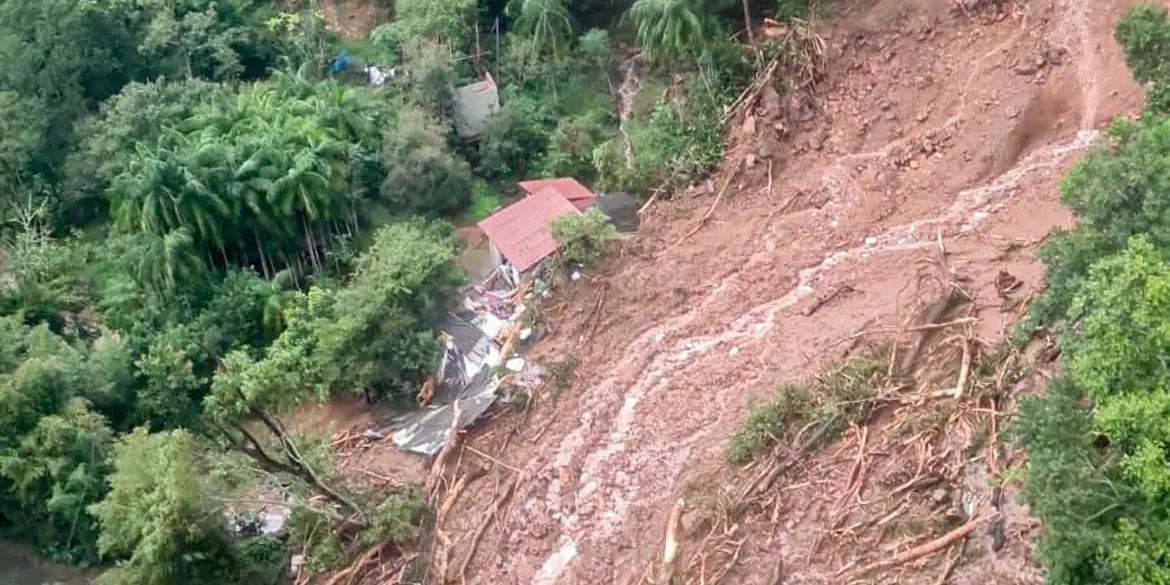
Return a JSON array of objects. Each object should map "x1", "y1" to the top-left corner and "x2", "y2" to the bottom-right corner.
[{"x1": 801, "y1": 284, "x2": 856, "y2": 316}]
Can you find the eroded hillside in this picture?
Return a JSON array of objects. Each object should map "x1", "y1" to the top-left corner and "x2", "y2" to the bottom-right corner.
[{"x1": 427, "y1": 0, "x2": 1145, "y2": 583}]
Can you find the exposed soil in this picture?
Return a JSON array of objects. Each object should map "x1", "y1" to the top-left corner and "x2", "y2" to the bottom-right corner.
[
  {"x1": 345, "y1": 0, "x2": 1147, "y2": 583},
  {"x1": 317, "y1": 0, "x2": 391, "y2": 40}
]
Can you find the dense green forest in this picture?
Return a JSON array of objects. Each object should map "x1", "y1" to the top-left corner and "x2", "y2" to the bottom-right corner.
[
  {"x1": 1018, "y1": 5, "x2": 1170, "y2": 584},
  {"x1": 0, "y1": 0, "x2": 792, "y2": 582}
]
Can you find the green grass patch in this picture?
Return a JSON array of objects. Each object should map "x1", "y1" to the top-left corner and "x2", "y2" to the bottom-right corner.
[
  {"x1": 466, "y1": 181, "x2": 501, "y2": 221},
  {"x1": 726, "y1": 354, "x2": 889, "y2": 466}
]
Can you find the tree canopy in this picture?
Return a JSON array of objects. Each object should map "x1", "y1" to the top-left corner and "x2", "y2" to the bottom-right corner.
[
  {"x1": 0, "y1": 0, "x2": 777, "y2": 579},
  {"x1": 1020, "y1": 6, "x2": 1170, "y2": 583}
]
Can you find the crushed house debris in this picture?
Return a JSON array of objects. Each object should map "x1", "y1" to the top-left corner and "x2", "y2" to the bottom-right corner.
[
  {"x1": 391, "y1": 312, "x2": 501, "y2": 456},
  {"x1": 393, "y1": 178, "x2": 635, "y2": 457}
]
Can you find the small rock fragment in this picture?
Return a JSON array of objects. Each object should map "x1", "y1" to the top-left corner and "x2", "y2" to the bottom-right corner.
[{"x1": 931, "y1": 487, "x2": 949, "y2": 504}]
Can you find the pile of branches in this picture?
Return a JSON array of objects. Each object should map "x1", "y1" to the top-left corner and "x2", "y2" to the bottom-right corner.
[{"x1": 643, "y1": 253, "x2": 1034, "y2": 584}]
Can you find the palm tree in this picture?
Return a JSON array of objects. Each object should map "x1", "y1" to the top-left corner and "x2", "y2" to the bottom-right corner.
[
  {"x1": 510, "y1": 0, "x2": 574, "y2": 60},
  {"x1": 135, "y1": 228, "x2": 204, "y2": 294},
  {"x1": 626, "y1": 0, "x2": 715, "y2": 62},
  {"x1": 261, "y1": 269, "x2": 297, "y2": 334},
  {"x1": 310, "y1": 81, "x2": 377, "y2": 145}
]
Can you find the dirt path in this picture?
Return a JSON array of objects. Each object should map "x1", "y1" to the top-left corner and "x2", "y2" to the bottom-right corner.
[{"x1": 439, "y1": 1, "x2": 1144, "y2": 583}]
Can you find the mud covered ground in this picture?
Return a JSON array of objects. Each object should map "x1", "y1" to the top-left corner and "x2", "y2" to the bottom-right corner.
[
  {"x1": 315, "y1": 0, "x2": 1149, "y2": 583},
  {"x1": 418, "y1": 0, "x2": 1146, "y2": 583}
]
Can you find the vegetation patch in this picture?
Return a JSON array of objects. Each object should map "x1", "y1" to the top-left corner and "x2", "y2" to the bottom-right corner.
[
  {"x1": 1017, "y1": 5, "x2": 1170, "y2": 583},
  {"x1": 726, "y1": 353, "x2": 889, "y2": 466},
  {"x1": 550, "y1": 208, "x2": 620, "y2": 268},
  {"x1": 466, "y1": 181, "x2": 502, "y2": 221}
]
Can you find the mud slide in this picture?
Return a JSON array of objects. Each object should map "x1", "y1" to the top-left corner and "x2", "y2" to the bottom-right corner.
[{"x1": 438, "y1": 1, "x2": 1145, "y2": 583}]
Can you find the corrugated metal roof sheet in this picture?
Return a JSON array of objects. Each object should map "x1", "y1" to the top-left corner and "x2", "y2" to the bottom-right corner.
[
  {"x1": 477, "y1": 188, "x2": 580, "y2": 272},
  {"x1": 518, "y1": 178, "x2": 597, "y2": 210}
]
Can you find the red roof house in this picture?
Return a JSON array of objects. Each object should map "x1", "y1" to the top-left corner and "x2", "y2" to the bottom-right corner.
[
  {"x1": 517, "y1": 178, "x2": 596, "y2": 210},
  {"x1": 477, "y1": 188, "x2": 580, "y2": 272}
]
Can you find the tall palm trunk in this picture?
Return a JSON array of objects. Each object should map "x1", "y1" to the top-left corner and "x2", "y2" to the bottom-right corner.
[
  {"x1": 253, "y1": 231, "x2": 272, "y2": 279},
  {"x1": 302, "y1": 218, "x2": 321, "y2": 273}
]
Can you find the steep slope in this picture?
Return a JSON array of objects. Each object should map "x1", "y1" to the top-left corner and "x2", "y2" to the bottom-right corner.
[{"x1": 435, "y1": 0, "x2": 1145, "y2": 583}]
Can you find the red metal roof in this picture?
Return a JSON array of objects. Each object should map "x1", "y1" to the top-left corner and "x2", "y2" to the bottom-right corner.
[
  {"x1": 477, "y1": 188, "x2": 580, "y2": 272},
  {"x1": 518, "y1": 178, "x2": 597, "y2": 210}
]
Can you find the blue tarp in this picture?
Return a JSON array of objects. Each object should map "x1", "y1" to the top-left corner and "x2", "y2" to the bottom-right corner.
[{"x1": 328, "y1": 50, "x2": 352, "y2": 75}]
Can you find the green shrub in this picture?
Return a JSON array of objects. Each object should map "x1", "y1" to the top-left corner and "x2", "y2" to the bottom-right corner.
[
  {"x1": 477, "y1": 94, "x2": 553, "y2": 179},
  {"x1": 774, "y1": 0, "x2": 809, "y2": 20},
  {"x1": 725, "y1": 385, "x2": 812, "y2": 466},
  {"x1": 1116, "y1": 5, "x2": 1170, "y2": 84},
  {"x1": 467, "y1": 182, "x2": 501, "y2": 221},
  {"x1": 549, "y1": 208, "x2": 619, "y2": 267},
  {"x1": 285, "y1": 487, "x2": 425, "y2": 576},
  {"x1": 380, "y1": 108, "x2": 474, "y2": 215},
  {"x1": 371, "y1": 0, "x2": 476, "y2": 53},
  {"x1": 725, "y1": 355, "x2": 886, "y2": 466},
  {"x1": 596, "y1": 99, "x2": 723, "y2": 194}
]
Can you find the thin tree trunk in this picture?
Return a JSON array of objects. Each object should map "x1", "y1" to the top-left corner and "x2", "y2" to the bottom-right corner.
[
  {"x1": 742, "y1": 0, "x2": 756, "y2": 46},
  {"x1": 253, "y1": 231, "x2": 271, "y2": 279},
  {"x1": 251, "y1": 407, "x2": 368, "y2": 525},
  {"x1": 225, "y1": 422, "x2": 367, "y2": 530},
  {"x1": 302, "y1": 218, "x2": 320, "y2": 274}
]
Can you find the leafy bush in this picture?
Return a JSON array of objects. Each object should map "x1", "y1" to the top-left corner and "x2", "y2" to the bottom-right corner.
[
  {"x1": 285, "y1": 487, "x2": 425, "y2": 576},
  {"x1": 595, "y1": 38, "x2": 748, "y2": 194},
  {"x1": 537, "y1": 107, "x2": 616, "y2": 181},
  {"x1": 314, "y1": 219, "x2": 464, "y2": 397},
  {"x1": 371, "y1": 0, "x2": 476, "y2": 54},
  {"x1": 1019, "y1": 240, "x2": 1170, "y2": 583},
  {"x1": 726, "y1": 355, "x2": 886, "y2": 466},
  {"x1": 1116, "y1": 5, "x2": 1170, "y2": 84},
  {"x1": 380, "y1": 108, "x2": 474, "y2": 215},
  {"x1": 549, "y1": 208, "x2": 619, "y2": 267},
  {"x1": 1029, "y1": 115, "x2": 1170, "y2": 325},
  {"x1": 89, "y1": 429, "x2": 243, "y2": 585},
  {"x1": 596, "y1": 97, "x2": 724, "y2": 193},
  {"x1": 477, "y1": 93, "x2": 553, "y2": 179}
]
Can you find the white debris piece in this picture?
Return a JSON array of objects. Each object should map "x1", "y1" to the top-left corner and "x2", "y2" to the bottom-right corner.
[
  {"x1": 571, "y1": 271, "x2": 582, "y2": 281},
  {"x1": 291, "y1": 554, "x2": 306, "y2": 576},
  {"x1": 366, "y1": 66, "x2": 387, "y2": 87},
  {"x1": 519, "y1": 328, "x2": 533, "y2": 341},
  {"x1": 506, "y1": 357, "x2": 527, "y2": 372}
]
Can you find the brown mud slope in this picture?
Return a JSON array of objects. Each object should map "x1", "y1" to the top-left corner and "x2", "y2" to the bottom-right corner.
[
  {"x1": 437, "y1": 1, "x2": 1144, "y2": 583},
  {"x1": 317, "y1": 0, "x2": 391, "y2": 40}
]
